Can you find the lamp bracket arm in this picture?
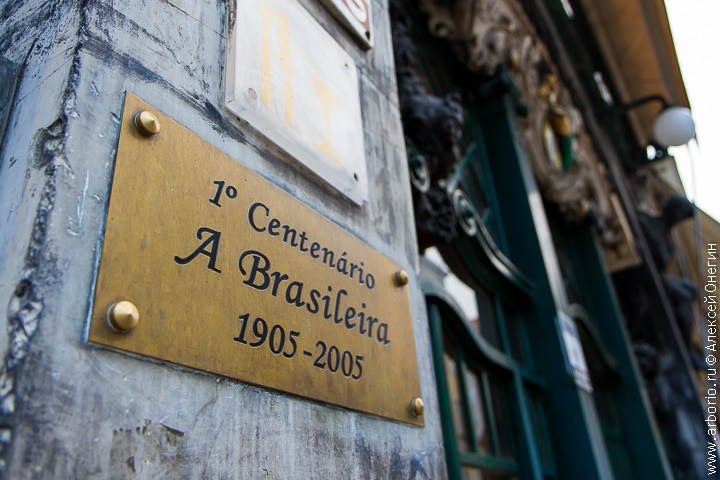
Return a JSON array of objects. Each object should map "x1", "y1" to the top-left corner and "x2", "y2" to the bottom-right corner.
[{"x1": 618, "y1": 95, "x2": 670, "y2": 114}]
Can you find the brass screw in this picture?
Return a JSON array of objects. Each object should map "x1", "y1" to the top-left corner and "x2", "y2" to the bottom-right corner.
[
  {"x1": 133, "y1": 111, "x2": 160, "y2": 136},
  {"x1": 395, "y1": 269, "x2": 409, "y2": 286},
  {"x1": 107, "y1": 301, "x2": 140, "y2": 333},
  {"x1": 410, "y1": 397, "x2": 424, "y2": 417}
]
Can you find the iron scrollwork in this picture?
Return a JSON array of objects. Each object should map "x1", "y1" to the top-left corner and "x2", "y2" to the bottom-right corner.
[{"x1": 452, "y1": 189, "x2": 478, "y2": 237}]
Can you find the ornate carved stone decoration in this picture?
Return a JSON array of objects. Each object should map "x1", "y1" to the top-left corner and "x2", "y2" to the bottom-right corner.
[
  {"x1": 391, "y1": 0, "x2": 534, "y2": 301},
  {"x1": 524, "y1": 73, "x2": 623, "y2": 245},
  {"x1": 417, "y1": 0, "x2": 538, "y2": 76},
  {"x1": 635, "y1": 194, "x2": 699, "y2": 351},
  {"x1": 391, "y1": 2, "x2": 466, "y2": 249},
  {"x1": 417, "y1": 0, "x2": 637, "y2": 265},
  {"x1": 638, "y1": 194, "x2": 694, "y2": 271}
]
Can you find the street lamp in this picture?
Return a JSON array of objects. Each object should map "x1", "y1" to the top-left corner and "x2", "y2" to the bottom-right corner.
[
  {"x1": 620, "y1": 94, "x2": 696, "y2": 147},
  {"x1": 652, "y1": 105, "x2": 696, "y2": 147}
]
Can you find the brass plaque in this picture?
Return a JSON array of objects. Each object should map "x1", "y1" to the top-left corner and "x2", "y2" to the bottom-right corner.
[{"x1": 88, "y1": 93, "x2": 423, "y2": 426}]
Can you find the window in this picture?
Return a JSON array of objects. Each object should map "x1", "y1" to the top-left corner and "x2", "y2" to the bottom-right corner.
[
  {"x1": 396, "y1": 3, "x2": 557, "y2": 476},
  {"x1": 425, "y1": 247, "x2": 555, "y2": 479}
]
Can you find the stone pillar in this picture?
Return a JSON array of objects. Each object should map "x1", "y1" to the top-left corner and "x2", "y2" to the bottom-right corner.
[{"x1": 0, "y1": 0, "x2": 445, "y2": 477}]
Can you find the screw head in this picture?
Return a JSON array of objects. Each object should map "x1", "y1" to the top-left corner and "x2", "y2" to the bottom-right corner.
[
  {"x1": 107, "y1": 301, "x2": 140, "y2": 333},
  {"x1": 395, "y1": 269, "x2": 409, "y2": 286},
  {"x1": 133, "y1": 111, "x2": 160, "y2": 136},
  {"x1": 410, "y1": 397, "x2": 424, "y2": 417}
]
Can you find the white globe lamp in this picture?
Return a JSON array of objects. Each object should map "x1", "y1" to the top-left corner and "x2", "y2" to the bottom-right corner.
[{"x1": 652, "y1": 105, "x2": 696, "y2": 147}]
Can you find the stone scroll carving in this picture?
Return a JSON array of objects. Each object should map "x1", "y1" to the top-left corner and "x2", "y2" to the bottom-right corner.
[{"x1": 417, "y1": 0, "x2": 537, "y2": 76}]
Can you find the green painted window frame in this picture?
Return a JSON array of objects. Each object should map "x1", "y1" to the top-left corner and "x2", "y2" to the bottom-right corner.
[
  {"x1": 411, "y1": 15, "x2": 558, "y2": 477},
  {"x1": 425, "y1": 290, "x2": 557, "y2": 479}
]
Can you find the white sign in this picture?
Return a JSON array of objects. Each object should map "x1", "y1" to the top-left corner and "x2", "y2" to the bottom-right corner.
[
  {"x1": 557, "y1": 311, "x2": 593, "y2": 393},
  {"x1": 320, "y1": 0, "x2": 373, "y2": 48},
  {"x1": 225, "y1": 0, "x2": 368, "y2": 205}
]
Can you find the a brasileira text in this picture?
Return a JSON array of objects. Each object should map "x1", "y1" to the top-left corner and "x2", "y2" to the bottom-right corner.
[{"x1": 172, "y1": 179, "x2": 391, "y2": 347}]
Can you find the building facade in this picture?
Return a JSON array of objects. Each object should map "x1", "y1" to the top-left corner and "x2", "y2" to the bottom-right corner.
[{"x1": 0, "y1": 0, "x2": 711, "y2": 478}]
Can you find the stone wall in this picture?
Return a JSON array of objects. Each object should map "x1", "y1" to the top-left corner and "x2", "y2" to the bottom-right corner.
[{"x1": 0, "y1": 0, "x2": 445, "y2": 477}]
